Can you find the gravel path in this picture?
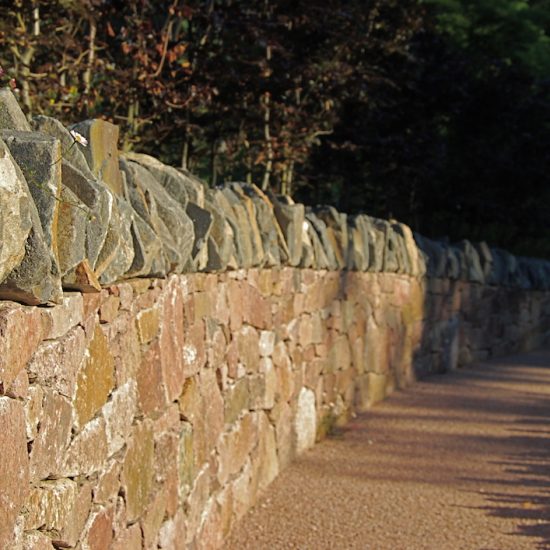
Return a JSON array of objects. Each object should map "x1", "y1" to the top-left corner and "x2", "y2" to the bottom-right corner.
[{"x1": 227, "y1": 350, "x2": 550, "y2": 550}]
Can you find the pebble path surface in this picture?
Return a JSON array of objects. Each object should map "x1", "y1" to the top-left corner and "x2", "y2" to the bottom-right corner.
[{"x1": 227, "y1": 350, "x2": 550, "y2": 550}]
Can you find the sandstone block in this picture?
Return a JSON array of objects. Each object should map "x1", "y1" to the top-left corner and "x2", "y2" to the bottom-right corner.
[
  {"x1": 74, "y1": 324, "x2": 115, "y2": 427},
  {"x1": 27, "y1": 325, "x2": 85, "y2": 399},
  {"x1": 294, "y1": 387, "x2": 317, "y2": 454},
  {"x1": 0, "y1": 303, "x2": 49, "y2": 390},
  {"x1": 28, "y1": 389, "x2": 72, "y2": 481},
  {"x1": 0, "y1": 398, "x2": 29, "y2": 549},
  {"x1": 24, "y1": 479, "x2": 91, "y2": 548},
  {"x1": 121, "y1": 420, "x2": 155, "y2": 522},
  {"x1": 137, "y1": 340, "x2": 167, "y2": 418},
  {"x1": 62, "y1": 416, "x2": 108, "y2": 477},
  {"x1": 217, "y1": 413, "x2": 258, "y2": 485},
  {"x1": 102, "y1": 380, "x2": 138, "y2": 456}
]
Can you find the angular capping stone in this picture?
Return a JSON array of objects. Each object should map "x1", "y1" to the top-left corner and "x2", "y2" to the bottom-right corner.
[
  {"x1": 121, "y1": 159, "x2": 194, "y2": 273},
  {"x1": 1, "y1": 131, "x2": 62, "y2": 263},
  {"x1": 61, "y1": 160, "x2": 112, "y2": 269},
  {"x1": 0, "y1": 87, "x2": 31, "y2": 131},
  {"x1": 314, "y1": 205, "x2": 349, "y2": 269},
  {"x1": 70, "y1": 119, "x2": 125, "y2": 196},
  {"x1": 186, "y1": 202, "x2": 213, "y2": 270},
  {"x1": 236, "y1": 183, "x2": 285, "y2": 267},
  {"x1": 270, "y1": 193, "x2": 304, "y2": 267},
  {"x1": 0, "y1": 137, "x2": 33, "y2": 283},
  {"x1": 0, "y1": 137, "x2": 62, "y2": 304},
  {"x1": 96, "y1": 197, "x2": 135, "y2": 284},
  {"x1": 224, "y1": 185, "x2": 265, "y2": 267},
  {"x1": 32, "y1": 115, "x2": 96, "y2": 180},
  {"x1": 305, "y1": 211, "x2": 338, "y2": 270}
]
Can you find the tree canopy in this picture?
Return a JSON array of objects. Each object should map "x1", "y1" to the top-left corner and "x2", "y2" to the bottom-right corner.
[{"x1": 1, "y1": 0, "x2": 549, "y2": 257}]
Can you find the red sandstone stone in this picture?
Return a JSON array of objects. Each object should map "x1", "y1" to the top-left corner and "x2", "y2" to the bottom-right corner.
[
  {"x1": 137, "y1": 341, "x2": 167, "y2": 418},
  {"x1": 0, "y1": 303, "x2": 49, "y2": 390},
  {"x1": 0, "y1": 398, "x2": 29, "y2": 549}
]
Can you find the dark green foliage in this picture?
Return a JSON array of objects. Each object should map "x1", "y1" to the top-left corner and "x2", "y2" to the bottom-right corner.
[{"x1": 1, "y1": 0, "x2": 549, "y2": 257}]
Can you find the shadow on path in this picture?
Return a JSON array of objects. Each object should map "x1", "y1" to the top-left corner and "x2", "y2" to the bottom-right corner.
[{"x1": 228, "y1": 350, "x2": 550, "y2": 550}]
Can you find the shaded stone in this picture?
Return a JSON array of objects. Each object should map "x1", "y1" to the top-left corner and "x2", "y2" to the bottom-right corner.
[
  {"x1": 32, "y1": 115, "x2": 95, "y2": 178},
  {"x1": 214, "y1": 189, "x2": 254, "y2": 267},
  {"x1": 0, "y1": 135, "x2": 62, "y2": 304},
  {"x1": 56, "y1": 184, "x2": 90, "y2": 276},
  {"x1": 0, "y1": 398, "x2": 29, "y2": 549},
  {"x1": 121, "y1": 159, "x2": 194, "y2": 272},
  {"x1": 0, "y1": 138, "x2": 33, "y2": 283},
  {"x1": 74, "y1": 324, "x2": 115, "y2": 427},
  {"x1": 270, "y1": 194, "x2": 304, "y2": 266},
  {"x1": 458, "y1": 239, "x2": 485, "y2": 283},
  {"x1": 125, "y1": 212, "x2": 168, "y2": 278},
  {"x1": 314, "y1": 205, "x2": 348, "y2": 268},
  {"x1": 70, "y1": 119, "x2": 124, "y2": 195},
  {"x1": 205, "y1": 189, "x2": 239, "y2": 268},
  {"x1": 121, "y1": 420, "x2": 155, "y2": 522},
  {"x1": 0, "y1": 88, "x2": 31, "y2": 130},
  {"x1": 237, "y1": 183, "x2": 285, "y2": 266},
  {"x1": 96, "y1": 197, "x2": 135, "y2": 284},
  {"x1": 60, "y1": 160, "x2": 112, "y2": 269},
  {"x1": 186, "y1": 201, "x2": 213, "y2": 269},
  {"x1": 305, "y1": 212, "x2": 338, "y2": 270}
]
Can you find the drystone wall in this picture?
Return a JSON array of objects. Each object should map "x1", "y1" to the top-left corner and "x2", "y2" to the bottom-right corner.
[{"x1": 1, "y1": 87, "x2": 550, "y2": 550}]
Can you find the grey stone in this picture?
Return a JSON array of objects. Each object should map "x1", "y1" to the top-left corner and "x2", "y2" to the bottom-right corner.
[
  {"x1": 121, "y1": 159, "x2": 194, "y2": 273},
  {"x1": 213, "y1": 189, "x2": 253, "y2": 268},
  {"x1": 224, "y1": 184, "x2": 265, "y2": 266},
  {"x1": 126, "y1": 213, "x2": 167, "y2": 278},
  {"x1": 57, "y1": 185, "x2": 89, "y2": 277},
  {"x1": 61, "y1": 161, "x2": 111, "y2": 269},
  {"x1": 346, "y1": 215, "x2": 368, "y2": 271},
  {"x1": 186, "y1": 202, "x2": 213, "y2": 270},
  {"x1": 305, "y1": 211, "x2": 338, "y2": 270},
  {"x1": 457, "y1": 240, "x2": 484, "y2": 283},
  {"x1": 0, "y1": 88, "x2": 31, "y2": 131},
  {"x1": 270, "y1": 194, "x2": 303, "y2": 267},
  {"x1": 203, "y1": 190, "x2": 234, "y2": 270},
  {"x1": 1, "y1": 131, "x2": 62, "y2": 262},
  {"x1": 0, "y1": 133, "x2": 62, "y2": 304},
  {"x1": 97, "y1": 197, "x2": 135, "y2": 284},
  {"x1": 0, "y1": 138, "x2": 33, "y2": 283},
  {"x1": 237, "y1": 183, "x2": 284, "y2": 267},
  {"x1": 314, "y1": 205, "x2": 348, "y2": 268},
  {"x1": 32, "y1": 115, "x2": 95, "y2": 179},
  {"x1": 70, "y1": 119, "x2": 125, "y2": 196},
  {"x1": 124, "y1": 152, "x2": 190, "y2": 206}
]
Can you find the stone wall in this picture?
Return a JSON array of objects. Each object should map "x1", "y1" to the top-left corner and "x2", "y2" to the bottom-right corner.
[{"x1": 1, "y1": 88, "x2": 550, "y2": 549}]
